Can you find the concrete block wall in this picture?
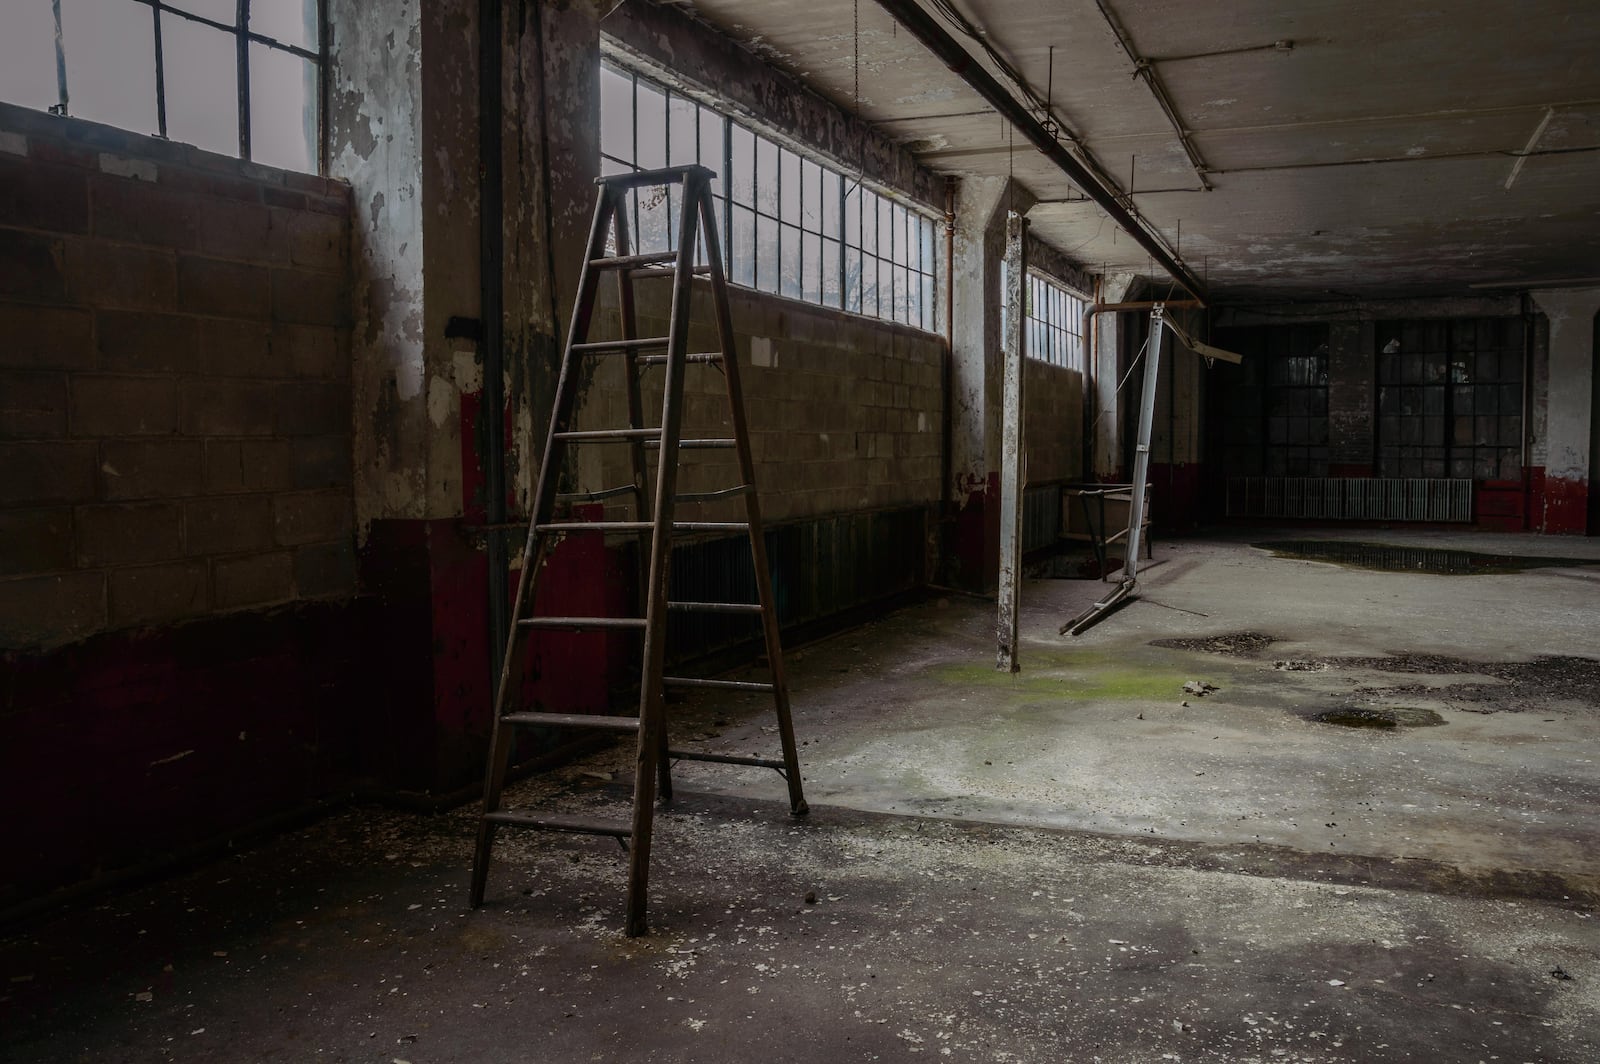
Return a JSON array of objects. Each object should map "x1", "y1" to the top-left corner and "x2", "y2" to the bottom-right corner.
[
  {"x1": 0, "y1": 104, "x2": 355, "y2": 651},
  {"x1": 1022, "y1": 360, "x2": 1084, "y2": 485},
  {"x1": 580, "y1": 281, "x2": 946, "y2": 525}
]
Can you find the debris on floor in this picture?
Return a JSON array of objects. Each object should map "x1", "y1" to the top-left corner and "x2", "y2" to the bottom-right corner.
[{"x1": 1182, "y1": 680, "x2": 1219, "y2": 697}]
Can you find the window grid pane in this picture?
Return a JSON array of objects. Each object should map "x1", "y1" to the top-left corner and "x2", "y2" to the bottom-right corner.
[
  {"x1": 597, "y1": 59, "x2": 941, "y2": 330},
  {"x1": 1020, "y1": 271, "x2": 1089, "y2": 369}
]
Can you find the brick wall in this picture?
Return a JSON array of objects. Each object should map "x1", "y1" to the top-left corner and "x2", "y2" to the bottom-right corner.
[
  {"x1": 1023, "y1": 360, "x2": 1084, "y2": 485},
  {"x1": 0, "y1": 104, "x2": 360, "y2": 911},
  {"x1": 0, "y1": 103, "x2": 355, "y2": 651},
  {"x1": 582, "y1": 282, "x2": 947, "y2": 526}
]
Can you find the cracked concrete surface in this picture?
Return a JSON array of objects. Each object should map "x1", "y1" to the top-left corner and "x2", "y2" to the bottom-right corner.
[{"x1": 3, "y1": 529, "x2": 1599, "y2": 1062}]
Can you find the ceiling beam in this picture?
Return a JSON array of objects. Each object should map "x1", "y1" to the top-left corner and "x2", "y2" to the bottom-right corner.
[{"x1": 871, "y1": 0, "x2": 1206, "y2": 302}]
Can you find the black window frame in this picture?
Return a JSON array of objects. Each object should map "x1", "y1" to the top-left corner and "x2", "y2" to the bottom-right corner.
[
  {"x1": 42, "y1": 0, "x2": 329, "y2": 173},
  {"x1": 600, "y1": 56, "x2": 939, "y2": 332}
]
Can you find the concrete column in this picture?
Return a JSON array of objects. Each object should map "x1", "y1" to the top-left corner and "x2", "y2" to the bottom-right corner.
[
  {"x1": 1531, "y1": 288, "x2": 1599, "y2": 534},
  {"x1": 329, "y1": 0, "x2": 436, "y2": 527},
  {"x1": 1090, "y1": 272, "x2": 1136, "y2": 480},
  {"x1": 326, "y1": 0, "x2": 609, "y2": 793},
  {"x1": 946, "y1": 175, "x2": 1033, "y2": 589},
  {"x1": 1327, "y1": 320, "x2": 1375, "y2": 476}
]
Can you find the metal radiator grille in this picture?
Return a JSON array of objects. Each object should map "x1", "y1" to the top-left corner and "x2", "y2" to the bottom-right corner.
[{"x1": 1226, "y1": 477, "x2": 1473, "y2": 522}]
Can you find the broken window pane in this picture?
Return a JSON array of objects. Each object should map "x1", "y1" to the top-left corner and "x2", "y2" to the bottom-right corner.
[
  {"x1": 250, "y1": 0, "x2": 318, "y2": 50},
  {"x1": 162, "y1": 13, "x2": 238, "y2": 157},
  {"x1": 250, "y1": 43, "x2": 315, "y2": 172},
  {"x1": 0, "y1": 1, "x2": 60, "y2": 113},
  {"x1": 60, "y1": 0, "x2": 159, "y2": 137}
]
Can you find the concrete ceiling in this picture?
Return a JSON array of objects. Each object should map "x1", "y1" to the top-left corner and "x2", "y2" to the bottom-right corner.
[{"x1": 671, "y1": 0, "x2": 1600, "y2": 302}]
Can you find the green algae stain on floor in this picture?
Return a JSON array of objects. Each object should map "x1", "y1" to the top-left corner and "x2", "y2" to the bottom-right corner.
[{"x1": 930, "y1": 660, "x2": 1192, "y2": 702}]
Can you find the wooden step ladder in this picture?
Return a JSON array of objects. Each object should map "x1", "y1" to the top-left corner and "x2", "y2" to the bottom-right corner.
[{"x1": 469, "y1": 164, "x2": 808, "y2": 937}]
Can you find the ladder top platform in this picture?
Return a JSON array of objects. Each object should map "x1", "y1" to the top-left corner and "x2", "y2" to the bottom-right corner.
[{"x1": 597, "y1": 164, "x2": 717, "y2": 189}]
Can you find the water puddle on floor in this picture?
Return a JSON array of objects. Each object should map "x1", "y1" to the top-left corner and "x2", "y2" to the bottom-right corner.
[
  {"x1": 1253, "y1": 540, "x2": 1599, "y2": 575},
  {"x1": 1309, "y1": 706, "x2": 1446, "y2": 729}
]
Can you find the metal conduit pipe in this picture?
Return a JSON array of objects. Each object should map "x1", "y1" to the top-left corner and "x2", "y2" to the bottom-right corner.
[
  {"x1": 941, "y1": 176, "x2": 956, "y2": 515},
  {"x1": 479, "y1": 0, "x2": 510, "y2": 687},
  {"x1": 872, "y1": 0, "x2": 1207, "y2": 303}
]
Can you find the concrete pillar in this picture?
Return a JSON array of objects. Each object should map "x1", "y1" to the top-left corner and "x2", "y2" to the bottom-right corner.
[
  {"x1": 326, "y1": 0, "x2": 608, "y2": 793},
  {"x1": 1090, "y1": 272, "x2": 1136, "y2": 480},
  {"x1": 1327, "y1": 320, "x2": 1375, "y2": 476},
  {"x1": 1530, "y1": 288, "x2": 1599, "y2": 534},
  {"x1": 945, "y1": 175, "x2": 1033, "y2": 589}
]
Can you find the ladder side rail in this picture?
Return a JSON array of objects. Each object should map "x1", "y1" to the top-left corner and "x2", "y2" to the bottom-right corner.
[
  {"x1": 471, "y1": 184, "x2": 618, "y2": 908},
  {"x1": 695, "y1": 182, "x2": 809, "y2": 818},
  {"x1": 611, "y1": 186, "x2": 657, "y2": 706},
  {"x1": 623, "y1": 172, "x2": 706, "y2": 937}
]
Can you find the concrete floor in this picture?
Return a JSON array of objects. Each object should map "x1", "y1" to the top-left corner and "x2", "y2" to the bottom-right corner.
[{"x1": 4, "y1": 529, "x2": 1600, "y2": 1062}]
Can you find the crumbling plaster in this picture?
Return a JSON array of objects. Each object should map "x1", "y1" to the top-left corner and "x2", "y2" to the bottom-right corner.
[
  {"x1": 330, "y1": 0, "x2": 601, "y2": 534},
  {"x1": 1531, "y1": 288, "x2": 1599, "y2": 488},
  {"x1": 949, "y1": 175, "x2": 1032, "y2": 498},
  {"x1": 329, "y1": 0, "x2": 430, "y2": 528}
]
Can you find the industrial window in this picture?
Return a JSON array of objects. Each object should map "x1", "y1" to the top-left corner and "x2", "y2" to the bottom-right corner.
[
  {"x1": 1207, "y1": 325, "x2": 1330, "y2": 478},
  {"x1": 1375, "y1": 318, "x2": 1523, "y2": 481},
  {"x1": 1024, "y1": 272, "x2": 1086, "y2": 369},
  {"x1": 599, "y1": 58, "x2": 938, "y2": 332},
  {"x1": 0, "y1": 1, "x2": 326, "y2": 174}
]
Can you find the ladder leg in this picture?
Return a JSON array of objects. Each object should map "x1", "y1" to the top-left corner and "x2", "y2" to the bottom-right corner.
[
  {"x1": 472, "y1": 534, "x2": 553, "y2": 907},
  {"x1": 624, "y1": 174, "x2": 703, "y2": 937},
  {"x1": 611, "y1": 190, "x2": 673, "y2": 805},
  {"x1": 697, "y1": 185, "x2": 808, "y2": 817},
  {"x1": 472, "y1": 182, "x2": 618, "y2": 908}
]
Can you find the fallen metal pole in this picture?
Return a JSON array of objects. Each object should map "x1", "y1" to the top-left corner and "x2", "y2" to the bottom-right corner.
[{"x1": 1063, "y1": 304, "x2": 1164, "y2": 636}]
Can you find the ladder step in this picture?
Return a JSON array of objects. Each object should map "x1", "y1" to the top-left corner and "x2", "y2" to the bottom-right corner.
[
  {"x1": 675, "y1": 485, "x2": 752, "y2": 503},
  {"x1": 571, "y1": 337, "x2": 669, "y2": 355},
  {"x1": 556, "y1": 483, "x2": 639, "y2": 503},
  {"x1": 484, "y1": 811, "x2": 632, "y2": 837},
  {"x1": 590, "y1": 251, "x2": 676, "y2": 269},
  {"x1": 667, "y1": 750, "x2": 786, "y2": 770},
  {"x1": 628, "y1": 265, "x2": 713, "y2": 280},
  {"x1": 501, "y1": 712, "x2": 641, "y2": 732},
  {"x1": 520, "y1": 616, "x2": 647, "y2": 629},
  {"x1": 636, "y1": 352, "x2": 724, "y2": 366},
  {"x1": 667, "y1": 601, "x2": 764, "y2": 614},
  {"x1": 644, "y1": 438, "x2": 737, "y2": 450},
  {"x1": 536, "y1": 521, "x2": 750, "y2": 534},
  {"x1": 553, "y1": 428, "x2": 662, "y2": 443},
  {"x1": 663, "y1": 676, "x2": 777, "y2": 692}
]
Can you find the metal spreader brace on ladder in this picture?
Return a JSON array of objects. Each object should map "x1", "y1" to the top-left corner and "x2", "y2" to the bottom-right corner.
[
  {"x1": 1062, "y1": 302, "x2": 1242, "y2": 637},
  {"x1": 469, "y1": 164, "x2": 808, "y2": 937}
]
